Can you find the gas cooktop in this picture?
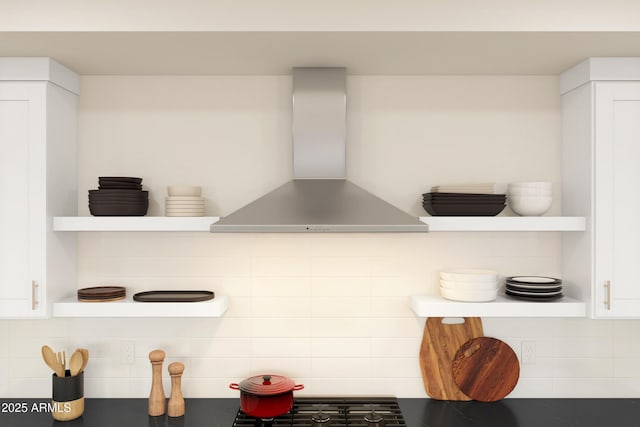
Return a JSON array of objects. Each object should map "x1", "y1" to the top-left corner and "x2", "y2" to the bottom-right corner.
[{"x1": 232, "y1": 397, "x2": 407, "y2": 427}]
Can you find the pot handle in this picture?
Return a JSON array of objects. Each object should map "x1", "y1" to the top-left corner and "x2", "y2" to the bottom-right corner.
[
  {"x1": 293, "y1": 384, "x2": 304, "y2": 391},
  {"x1": 229, "y1": 383, "x2": 240, "y2": 390}
]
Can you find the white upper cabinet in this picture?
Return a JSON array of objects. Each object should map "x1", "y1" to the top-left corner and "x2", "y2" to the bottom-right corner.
[
  {"x1": 562, "y1": 58, "x2": 640, "y2": 318},
  {"x1": 0, "y1": 58, "x2": 78, "y2": 318}
]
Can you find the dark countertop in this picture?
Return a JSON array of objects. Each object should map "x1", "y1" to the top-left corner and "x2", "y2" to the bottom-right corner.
[{"x1": 2, "y1": 398, "x2": 640, "y2": 427}]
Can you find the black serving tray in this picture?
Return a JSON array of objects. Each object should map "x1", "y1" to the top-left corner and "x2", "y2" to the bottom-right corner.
[{"x1": 133, "y1": 290, "x2": 215, "y2": 302}]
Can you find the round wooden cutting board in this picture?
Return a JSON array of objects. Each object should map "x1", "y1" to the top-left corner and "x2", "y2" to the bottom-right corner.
[{"x1": 451, "y1": 337, "x2": 520, "y2": 402}]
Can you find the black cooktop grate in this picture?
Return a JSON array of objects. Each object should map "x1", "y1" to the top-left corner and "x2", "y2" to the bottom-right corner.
[{"x1": 232, "y1": 397, "x2": 407, "y2": 427}]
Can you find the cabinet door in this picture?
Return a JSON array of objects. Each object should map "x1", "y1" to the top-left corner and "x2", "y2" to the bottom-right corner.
[
  {"x1": 594, "y1": 82, "x2": 640, "y2": 317},
  {"x1": 0, "y1": 83, "x2": 45, "y2": 317}
]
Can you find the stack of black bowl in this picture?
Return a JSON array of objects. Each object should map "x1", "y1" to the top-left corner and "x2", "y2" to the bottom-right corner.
[
  {"x1": 88, "y1": 177, "x2": 149, "y2": 216},
  {"x1": 422, "y1": 192, "x2": 507, "y2": 216}
]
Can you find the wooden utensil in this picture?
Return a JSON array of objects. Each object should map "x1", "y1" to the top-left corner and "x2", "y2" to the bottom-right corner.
[
  {"x1": 451, "y1": 336, "x2": 520, "y2": 402},
  {"x1": 148, "y1": 349, "x2": 166, "y2": 416},
  {"x1": 168, "y1": 362, "x2": 185, "y2": 417},
  {"x1": 419, "y1": 317, "x2": 484, "y2": 400},
  {"x1": 41, "y1": 345, "x2": 65, "y2": 378},
  {"x1": 57, "y1": 351, "x2": 66, "y2": 375},
  {"x1": 78, "y1": 348, "x2": 89, "y2": 372},
  {"x1": 69, "y1": 350, "x2": 84, "y2": 376}
]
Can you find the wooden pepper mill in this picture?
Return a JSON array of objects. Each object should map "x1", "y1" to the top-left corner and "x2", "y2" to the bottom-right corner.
[
  {"x1": 148, "y1": 349, "x2": 166, "y2": 416},
  {"x1": 167, "y1": 362, "x2": 185, "y2": 417}
]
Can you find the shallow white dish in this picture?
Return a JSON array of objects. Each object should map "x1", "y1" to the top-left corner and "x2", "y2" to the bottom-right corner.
[
  {"x1": 167, "y1": 185, "x2": 202, "y2": 197},
  {"x1": 440, "y1": 286, "x2": 498, "y2": 302},
  {"x1": 165, "y1": 196, "x2": 204, "y2": 201},
  {"x1": 440, "y1": 269, "x2": 498, "y2": 282}
]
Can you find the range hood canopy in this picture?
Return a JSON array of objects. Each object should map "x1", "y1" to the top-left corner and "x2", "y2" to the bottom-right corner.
[{"x1": 210, "y1": 67, "x2": 428, "y2": 233}]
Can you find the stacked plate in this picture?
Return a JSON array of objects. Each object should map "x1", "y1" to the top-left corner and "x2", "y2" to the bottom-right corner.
[
  {"x1": 89, "y1": 177, "x2": 148, "y2": 216},
  {"x1": 431, "y1": 183, "x2": 496, "y2": 194},
  {"x1": 423, "y1": 192, "x2": 506, "y2": 216},
  {"x1": 439, "y1": 270, "x2": 499, "y2": 302},
  {"x1": 77, "y1": 286, "x2": 126, "y2": 302},
  {"x1": 505, "y1": 276, "x2": 563, "y2": 301},
  {"x1": 166, "y1": 185, "x2": 205, "y2": 217}
]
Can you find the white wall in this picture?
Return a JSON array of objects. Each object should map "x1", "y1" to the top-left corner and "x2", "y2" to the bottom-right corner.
[{"x1": 2, "y1": 75, "x2": 640, "y2": 399}]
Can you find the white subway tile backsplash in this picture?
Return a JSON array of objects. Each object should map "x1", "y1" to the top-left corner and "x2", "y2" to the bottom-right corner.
[
  {"x1": 369, "y1": 317, "x2": 423, "y2": 338},
  {"x1": 312, "y1": 358, "x2": 372, "y2": 378},
  {"x1": 311, "y1": 338, "x2": 371, "y2": 358},
  {"x1": 251, "y1": 317, "x2": 312, "y2": 338},
  {"x1": 250, "y1": 358, "x2": 312, "y2": 378},
  {"x1": 553, "y1": 337, "x2": 614, "y2": 358},
  {"x1": 552, "y1": 378, "x2": 615, "y2": 397},
  {"x1": 251, "y1": 277, "x2": 312, "y2": 297},
  {"x1": 311, "y1": 297, "x2": 372, "y2": 318},
  {"x1": 311, "y1": 318, "x2": 372, "y2": 338},
  {"x1": 251, "y1": 338, "x2": 312, "y2": 358},
  {"x1": 311, "y1": 277, "x2": 372, "y2": 297},
  {"x1": 552, "y1": 358, "x2": 614, "y2": 378},
  {"x1": 190, "y1": 338, "x2": 253, "y2": 358},
  {"x1": 252, "y1": 257, "x2": 311, "y2": 277},
  {"x1": 85, "y1": 378, "x2": 131, "y2": 398},
  {"x1": 250, "y1": 297, "x2": 312, "y2": 318},
  {"x1": 311, "y1": 257, "x2": 371, "y2": 277},
  {"x1": 370, "y1": 338, "x2": 418, "y2": 358},
  {"x1": 370, "y1": 358, "x2": 420, "y2": 378},
  {"x1": 190, "y1": 357, "x2": 251, "y2": 379},
  {"x1": 8, "y1": 379, "x2": 49, "y2": 398}
]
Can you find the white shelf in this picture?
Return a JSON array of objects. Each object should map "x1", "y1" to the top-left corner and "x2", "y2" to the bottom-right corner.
[
  {"x1": 53, "y1": 216, "x2": 219, "y2": 231},
  {"x1": 410, "y1": 295, "x2": 586, "y2": 318},
  {"x1": 419, "y1": 216, "x2": 586, "y2": 232},
  {"x1": 53, "y1": 295, "x2": 229, "y2": 318}
]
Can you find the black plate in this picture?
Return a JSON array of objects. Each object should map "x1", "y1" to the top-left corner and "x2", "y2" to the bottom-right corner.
[
  {"x1": 98, "y1": 185, "x2": 143, "y2": 190},
  {"x1": 423, "y1": 192, "x2": 506, "y2": 199},
  {"x1": 89, "y1": 206, "x2": 148, "y2": 216},
  {"x1": 133, "y1": 290, "x2": 214, "y2": 302},
  {"x1": 505, "y1": 290, "x2": 564, "y2": 302},
  {"x1": 506, "y1": 276, "x2": 562, "y2": 285},
  {"x1": 506, "y1": 284, "x2": 563, "y2": 293},
  {"x1": 98, "y1": 177, "x2": 143, "y2": 183},
  {"x1": 423, "y1": 202, "x2": 506, "y2": 216}
]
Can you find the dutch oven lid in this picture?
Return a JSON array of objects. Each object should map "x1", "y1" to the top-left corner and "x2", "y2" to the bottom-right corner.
[{"x1": 238, "y1": 374, "x2": 296, "y2": 395}]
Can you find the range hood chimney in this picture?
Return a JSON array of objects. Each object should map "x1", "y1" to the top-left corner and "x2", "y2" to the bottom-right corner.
[{"x1": 210, "y1": 67, "x2": 429, "y2": 233}]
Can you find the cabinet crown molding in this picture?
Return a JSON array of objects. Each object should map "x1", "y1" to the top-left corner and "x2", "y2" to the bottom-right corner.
[
  {"x1": 560, "y1": 57, "x2": 640, "y2": 95},
  {"x1": 0, "y1": 57, "x2": 80, "y2": 95}
]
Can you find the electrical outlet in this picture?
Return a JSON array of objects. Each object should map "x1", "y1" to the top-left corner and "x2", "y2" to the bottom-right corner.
[
  {"x1": 521, "y1": 340, "x2": 536, "y2": 364},
  {"x1": 120, "y1": 341, "x2": 135, "y2": 365}
]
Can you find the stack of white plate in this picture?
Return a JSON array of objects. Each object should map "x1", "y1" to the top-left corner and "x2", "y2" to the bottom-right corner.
[
  {"x1": 439, "y1": 269, "x2": 499, "y2": 302},
  {"x1": 165, "y1": 185, "x2": 205, "y2": 217}
]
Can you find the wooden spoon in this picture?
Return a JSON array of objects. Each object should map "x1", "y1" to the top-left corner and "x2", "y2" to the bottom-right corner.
[
  {"x1": 78, "y1": 348, "x2": 89, "y2": 372},
  {"x1": 41, "y1": 345, "x2": 64, "y2": 377},
  {"x1": 69, "y1": 350, "x2": 84, "y2": 376}
]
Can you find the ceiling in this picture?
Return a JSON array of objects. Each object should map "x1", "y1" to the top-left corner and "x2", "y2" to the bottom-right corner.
[{"x1": 2, "y1": 31, "x2": 640, "y2": 75}]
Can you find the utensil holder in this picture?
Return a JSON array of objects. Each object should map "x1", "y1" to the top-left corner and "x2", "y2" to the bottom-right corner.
[{"x1": 52, "y1": 370, "x2": 84, "y2": 421}]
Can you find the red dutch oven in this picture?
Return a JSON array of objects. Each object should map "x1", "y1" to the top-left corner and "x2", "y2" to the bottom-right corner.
[{"x1": 229, "y1": 374, "x2": 304, "y2": 418}]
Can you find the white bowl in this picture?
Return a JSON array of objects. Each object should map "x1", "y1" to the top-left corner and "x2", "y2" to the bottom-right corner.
[
  {"x1": 508, "y1": 182, "x2": 552, "y2": 190},
  {"x1": 440, "y1": 286, "x2": 498, "y2": 302},
  {"x1": 440, "y1": 279, "x2": 498, "y2": 291},
  {"x1": 167, "y1": 185, "x2": 202, "y2": 197},
  {"x1": 508, "y1": 195, "x2": 552, "y2": 216},
  {"x1": 440, "y1": 269, "x2": 498, "y2": 282},
  {"x1": 508, "y1": 187, "x2": 552, "y2": 197}
]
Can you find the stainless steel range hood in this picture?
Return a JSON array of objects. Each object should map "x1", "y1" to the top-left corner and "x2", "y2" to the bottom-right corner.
[{"x1": 210, "y1": 67, "x2": 428, "y2": 233}]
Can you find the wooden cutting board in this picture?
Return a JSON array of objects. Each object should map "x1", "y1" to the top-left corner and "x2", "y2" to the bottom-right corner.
[
  {"x1": 451, "y1": 336, "x2": 520, "y2": 402},
  {"x1": 419, "y1": 317, "x2": 484, "y2": 400}
]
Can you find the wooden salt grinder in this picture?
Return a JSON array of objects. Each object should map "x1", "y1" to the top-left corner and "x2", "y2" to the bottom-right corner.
[
  {"x1": 148, "y1": 349, "x2": 166, "y2": 416},
  {"x1": 168, "y1": 362, "x2": 185, "y2": 417}
]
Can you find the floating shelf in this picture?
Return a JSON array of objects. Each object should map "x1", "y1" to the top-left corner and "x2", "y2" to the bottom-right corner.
[
  {"x1": 410, "y1": 295, "x2": 586, "y2": 318},
  {"x1": 419, "y1": 216, "x2": 586, "y2": 232},
  {"x1": 53, "y1": 216, "x2": 220, "y2": 231},
  {"x1": 53, "y1": 216, "x2": 586, "y2": 232},
  {"x1": 53, "y1": 295, "x2": 228, "y2": 318}
]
